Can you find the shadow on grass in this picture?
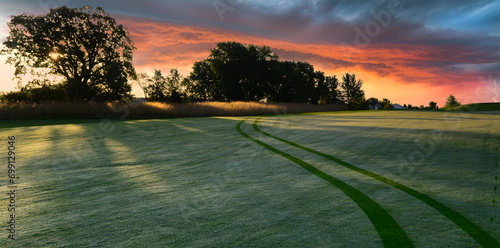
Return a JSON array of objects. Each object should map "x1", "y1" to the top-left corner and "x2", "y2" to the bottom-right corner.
[{"x1": 14, "y1": 121, "x2": 185, "y2": 246}]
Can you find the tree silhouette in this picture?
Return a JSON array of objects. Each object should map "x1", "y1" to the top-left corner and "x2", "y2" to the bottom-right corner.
[
  {"x1": 1, "y1": 6, "x2": 136, "y2": 102},
  {"x1": 445, "y1": 94, "x2": 461, "y2": 107},
  {"x1": 1, "y1": 79, "x2": 66, "y2": 103},
  {"x1": 207, "y1": 41, "x2": 278, "y2": 101},
  {"x1": 189, "y1": 41, "x2": 340, "y2": 104},
  {"x1": 187, "y1": 60, "x2": 217, "y2": 100},
  {"x1": 324, "y1": 75, "x2": 340, "y2": 104},
  {"x1": 145, "y1": 69, "x2": 187, "y2": 103},
  {"x1": 341, "y1": 73, "x2": 365, "y2": 110},
  {"x1": 274, "y1": 61, "x2": 321, "y2": 103},
  {"x1": 146, "y1": 70, "x2": 168, "y2": 102},
  {"x1": 429, "y1": 101, "x2": 437, "y2": 110},
  {"x1": 381, "y1": 98, "x2": 393, "y2": 109},
  {"x1": 166, "y1": 68, "x2": 186, "y2": 103}
]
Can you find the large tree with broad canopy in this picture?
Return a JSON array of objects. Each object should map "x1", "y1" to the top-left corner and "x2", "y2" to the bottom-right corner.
[{"x1": 1, "y1": 5, "x2": 136, "y2": 102}]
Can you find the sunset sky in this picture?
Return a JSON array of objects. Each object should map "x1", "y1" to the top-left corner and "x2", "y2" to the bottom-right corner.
[{"x1": 1, "y1": 0, "x2": 499, "y2": 107}]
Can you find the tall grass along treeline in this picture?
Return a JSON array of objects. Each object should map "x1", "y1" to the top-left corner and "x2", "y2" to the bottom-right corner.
[{"x1": 0, "y1": 102, "x2": 348, "y2": 120}]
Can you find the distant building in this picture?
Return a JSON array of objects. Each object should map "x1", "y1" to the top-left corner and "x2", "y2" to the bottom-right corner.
[
  {"x1": 393, "y1": 103, "x2": 407, "y2": 109},
  {"x1": 369, "y1": 102, "x2": 382, "y2": 110}
]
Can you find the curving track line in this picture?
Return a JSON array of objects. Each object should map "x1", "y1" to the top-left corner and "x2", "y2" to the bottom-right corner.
[
  {"x1": 237, "y1": 119, "x2": 414, "y2": 248},
  {"x1": 253, "y1": 118, "x2": 500, "y2": 248}
]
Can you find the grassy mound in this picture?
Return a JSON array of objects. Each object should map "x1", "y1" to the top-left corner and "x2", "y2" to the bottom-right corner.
[{"x1": 441, "y1": 102, "x2": 500, "y2": 111}]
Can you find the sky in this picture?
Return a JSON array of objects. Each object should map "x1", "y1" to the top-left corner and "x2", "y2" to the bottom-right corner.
[{"x1": 0, "y1": 0, "x2": 499, "y2": 107}]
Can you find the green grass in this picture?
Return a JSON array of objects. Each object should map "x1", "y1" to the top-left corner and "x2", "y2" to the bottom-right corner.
[
  {"x1": 237, "y1": 119, "x2": 414, "y2": 247},
  {"x1": 251, "y1": 118, "x2": 498, "y2": 247},
  {"x1": 441, "y1": 102, "x2": 500, "y2": 112},
  {"x1": 1, "y1": 110, "x2": 499, "y2": 247}
]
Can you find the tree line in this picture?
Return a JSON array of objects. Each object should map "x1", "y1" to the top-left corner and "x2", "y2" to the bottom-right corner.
[
  {"x1": 135, "y1": 41, "x2": 365, "y2": 109},
  {"x1": 0, "y1": 6, "x2": 368, "y2": 109},
  {"x1": 0, "y1": 5, "x2": 459, "y2": 111}
]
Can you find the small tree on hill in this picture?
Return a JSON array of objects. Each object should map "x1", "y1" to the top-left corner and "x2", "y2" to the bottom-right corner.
[
  {"x1": 445, "y1": 94, "x2": 461, "y2": 107},
  {"x1": 381, "y1": 98, "x2": 394, "y2": 109},
  {"x1": 429, "y1": 101, "x2": 437, "y2": 110}
]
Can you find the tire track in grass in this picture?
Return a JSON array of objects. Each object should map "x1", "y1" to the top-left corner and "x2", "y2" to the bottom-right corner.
[
  {"x1": 253, "y1": 118, "x2": 500, "y2": 248},
  {"x1": 236, "y1": 119, "x2": 414, "y2": 248}
]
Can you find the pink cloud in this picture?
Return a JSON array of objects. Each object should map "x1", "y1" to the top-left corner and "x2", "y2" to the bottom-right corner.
[{"x1": 113, "y1": 14, "x2": 499, "y2": 106}]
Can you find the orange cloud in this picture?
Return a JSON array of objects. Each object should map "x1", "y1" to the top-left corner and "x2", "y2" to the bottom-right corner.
[{"x1": 115, "y1": 15, "x2": 498, "y2": 106}]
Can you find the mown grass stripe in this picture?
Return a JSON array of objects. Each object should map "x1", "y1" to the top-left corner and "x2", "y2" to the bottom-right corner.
[
  {"x1": 237, "y1": 119, "x2": 414, "y2": 248},
  {"x1": 253, "y1": 118, "x2": 500, "y2": 248}
]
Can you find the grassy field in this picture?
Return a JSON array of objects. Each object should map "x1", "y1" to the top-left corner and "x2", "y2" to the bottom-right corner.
[
  {"x1": 441, "y1": 102, "x2": 500, "y2": 112},
  {"x1": 1, "y1": 110, "x2": 499, "y2": 247}
]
